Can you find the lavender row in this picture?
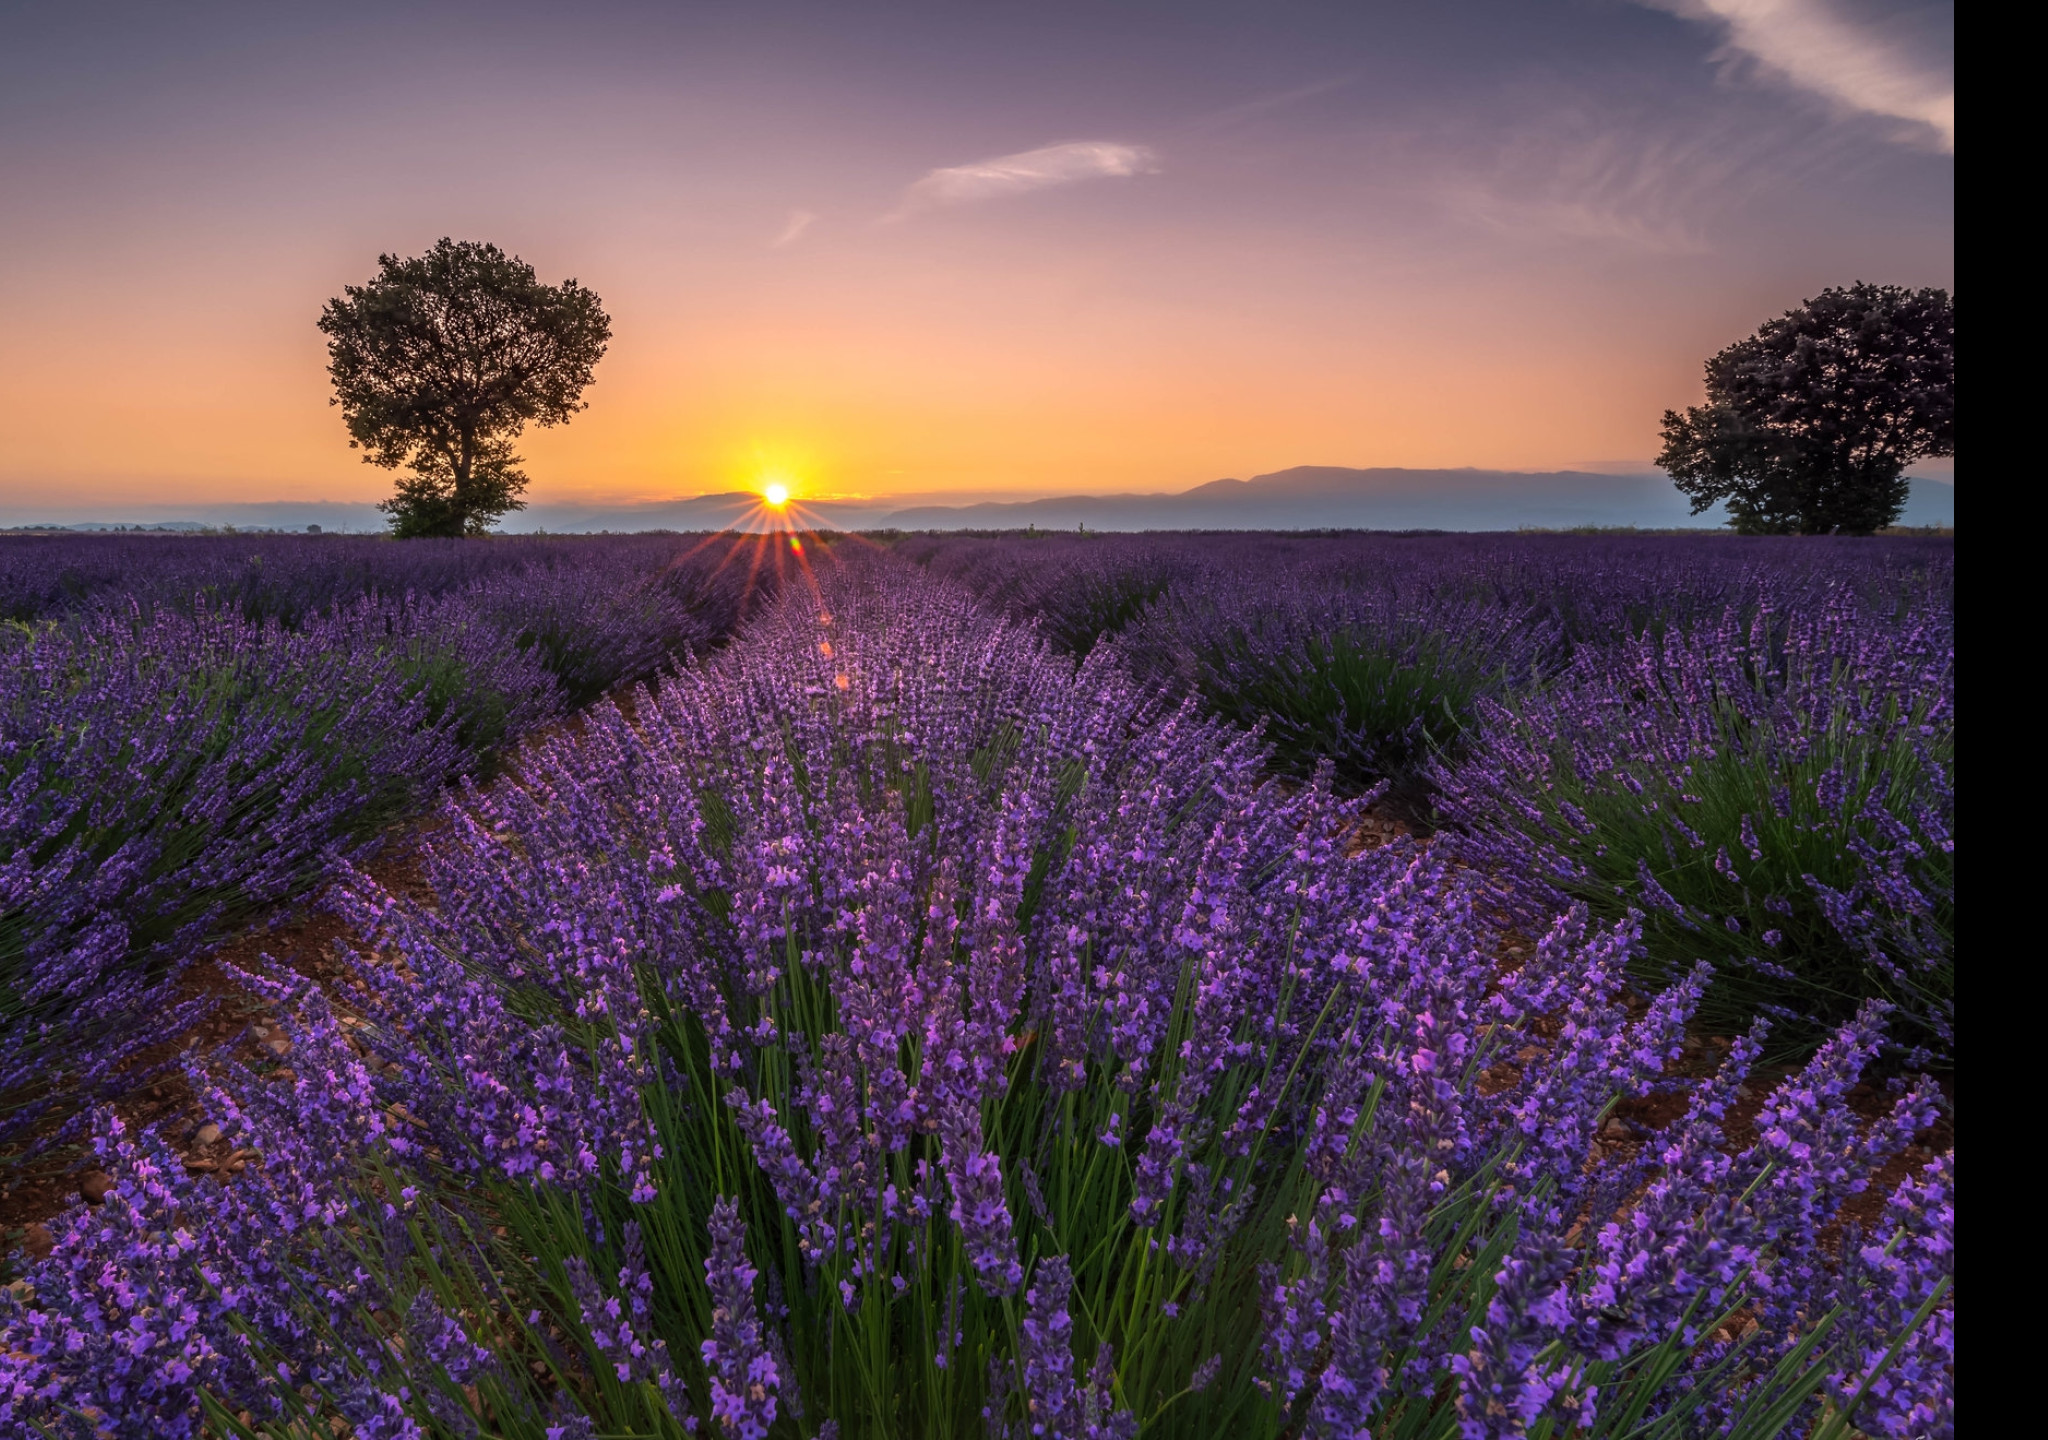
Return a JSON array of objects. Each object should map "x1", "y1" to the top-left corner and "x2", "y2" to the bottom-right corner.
[
  {"x1": 2, "y1": 555, "x2": 1952, "y2": 1437},
  {"x1": 904, "y1": 531, "x2": 1953, "y2": 658},
  {"x1": 1, "y1": 534, "x2": 787, "y2": 1159},
  {"x1": 0, "y1": 532, "x2": 697, "y2": 623},
  {"x1": 1432, "y1": 576, "x2": 1954, "y2": 1060},
  {"x1": 907, "y1": 533, "x2": 1956, "y2": 1053},
  {"x1": 1111, "y1": 572, "x2": 1561, "y2": 807}
]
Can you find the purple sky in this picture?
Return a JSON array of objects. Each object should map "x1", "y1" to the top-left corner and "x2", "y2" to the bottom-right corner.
[{"x1": 0, "y1": 0, "x2": 1953, "y2": 515}]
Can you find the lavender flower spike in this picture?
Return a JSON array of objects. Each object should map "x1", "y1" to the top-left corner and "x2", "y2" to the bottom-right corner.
[{"x1": 702, "y1": 1197, "x2": 781, "y2": 1440}]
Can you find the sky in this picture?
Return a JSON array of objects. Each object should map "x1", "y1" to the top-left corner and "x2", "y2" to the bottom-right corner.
[{"x1": 0, "y1": 0, "x2": 1954, "y2": 515}]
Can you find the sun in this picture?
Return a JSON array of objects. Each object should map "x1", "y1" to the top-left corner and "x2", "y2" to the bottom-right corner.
[{"x1": 762, "y1": 482, "x2": 790, "y2": 509}]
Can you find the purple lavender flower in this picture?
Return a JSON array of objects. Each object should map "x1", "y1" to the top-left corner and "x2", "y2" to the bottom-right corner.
[
  {"x1": 701, "y1": 1197, "x2": 780, "y2": 1440},
  {"x1": 1827, "y1": 1153, "x2": 1954, "y2": 1438},
  {"x1": 0, "y1": 536, "x2": 1958, "y2": 1440},
  {"x1": 1017, "y1": 1256, "x2": 1080, "y2": 1435}
]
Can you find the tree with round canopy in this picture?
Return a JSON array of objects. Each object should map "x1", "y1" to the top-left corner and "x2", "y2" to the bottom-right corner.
[
  {"x1": 319, "y1": 239, "x2": 611, "y2": 538},
  {"x1": 1658, "y1": 283, "x2": 1954, "y2": 535}
]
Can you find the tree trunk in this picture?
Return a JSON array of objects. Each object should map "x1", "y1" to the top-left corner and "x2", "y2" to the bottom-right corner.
[{"x1": 455, "y1": 427, "x2": 476, "y2": 532}]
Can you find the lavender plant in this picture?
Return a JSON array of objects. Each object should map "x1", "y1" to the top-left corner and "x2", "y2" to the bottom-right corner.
[
  {"x1": 965, "y1": 544, "x2": 1193, "y2": 658},
  {"x1": 909, "y1": 530, "x2": 1954, "y2": 657},
  {"x1": 0, "y1": 532, "x2": 751, "y2": 626},
  {"x1": 915, "y1": 531, "x2": 1951, "y2": 815},
  {"x1": 0, "y1": 596, "x2": 555, "y2": 1151},
  {"x1": 1434, "y1": 577, "x2": 1954, "y2": 1060},
  {"x1": 3, "y1": 556, "x2": 1950, "y2": 1438},
  {"x1": 2, "y1": 534, "x2": 779, "y2": 1165},
  {"x1": 1113, "y1": 575, "x2": 1559, "y2": 802}
]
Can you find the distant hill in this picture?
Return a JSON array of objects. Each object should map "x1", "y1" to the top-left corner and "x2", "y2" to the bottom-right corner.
[
  {"x1": 512, "y1": 492, "x2": 877, "y2": 533},
  {"x1": 875, "y1": 466, "x2": 1955, "y2": 532},
  {"x1": 4, "y1": 469, "x2": 1953, "y2": 534},
  {"x1": 0, "y1": 501, "x2": 390, "y2": 533}
]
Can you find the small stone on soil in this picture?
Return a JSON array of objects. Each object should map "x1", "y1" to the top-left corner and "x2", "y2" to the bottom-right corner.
[
  {"x1": 195, "y1": 1123, "x2": 222, "y2": 1145},
  {"x1": 78, "y1": 1172, "x2": 116, "y2": 1204}
]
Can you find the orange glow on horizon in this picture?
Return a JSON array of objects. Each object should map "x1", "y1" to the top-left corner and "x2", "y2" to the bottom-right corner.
[
  {"x1": 0, "y1": 1, "x2": 1953, "y2": 523},
  {"x1": 0, "y1": 251, "x2": 1765, "y2": 512}
]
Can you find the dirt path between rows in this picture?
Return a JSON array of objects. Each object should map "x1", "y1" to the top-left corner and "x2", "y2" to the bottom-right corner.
[{"x1": 0, "y1": 688, "x2": 646, "y2": 1253}]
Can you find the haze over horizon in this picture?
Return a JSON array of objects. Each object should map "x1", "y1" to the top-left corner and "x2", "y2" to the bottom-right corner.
[{"x1": 0, "y1": 1, "x2": 1953, "y2": 518}]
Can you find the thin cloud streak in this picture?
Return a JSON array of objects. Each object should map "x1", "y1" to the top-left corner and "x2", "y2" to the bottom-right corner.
[
  {"x1": 1449, "y1": 190, "x2": 1710, "y2": 254},
  {"x1": 1437, "y1": 119, "x2": 1777, "y2": 256},
  {"x1": 1179, "y1": 75, "x2": 1359, "y2": 136},
  {"x1": 888, "y1": 140, "x2": 1158, "y2": 219},
  {"x1": 770, "y1": 209, "x2": 817, "y2": 248},
  {"x1": 1652, "y1": 0, "x2": 1954, "y2": 151}
]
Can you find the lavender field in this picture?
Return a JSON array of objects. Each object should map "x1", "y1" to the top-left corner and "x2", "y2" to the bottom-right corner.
[{"x1": 1, "y1": 532, "x2": 1953, "y2": 1439}]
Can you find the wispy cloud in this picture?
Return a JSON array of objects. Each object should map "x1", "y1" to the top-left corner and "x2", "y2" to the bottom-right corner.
[
  {"x1": 1433, "y1": 89, "x2": 1881, "y2": 256},
  {"x1": 1181, "y1": 76, "x2": 1358, "y2": 136},
  {"x1": 1648, "y1": 0, "x2": 1954, "y2": 151},
  {"x1": 1439, "y1": 123, "x2": 1749, "y2": 255},
  {"x1": 1449, "y1": 190, "x2": 1710, "y2": 254},
  {"x1": 769, "y1": 209, "x2": 816, "y2": 248},
  {"x1": 889, "y1": 141, "x2": 1158, "y2": 219}
]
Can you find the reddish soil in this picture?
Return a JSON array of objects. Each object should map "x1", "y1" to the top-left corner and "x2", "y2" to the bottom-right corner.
[
  {"x1": 0, "y1": 839, "x2": 430, "y2": 1245},
  {"x1": 1604, "y1": 1033, "x2": 1954, "y2": 1243},
  {"x1": 1, "y1": 687, "x2": 644, "y2": 1254}
]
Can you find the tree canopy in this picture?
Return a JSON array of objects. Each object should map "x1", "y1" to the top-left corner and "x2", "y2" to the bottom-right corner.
[
  {"x1": 1657, "y1": 283, "x2": 1954, "y2": 535},
  {"x1": 318, "y1": 239, "x2": 611, "y2": 538}
]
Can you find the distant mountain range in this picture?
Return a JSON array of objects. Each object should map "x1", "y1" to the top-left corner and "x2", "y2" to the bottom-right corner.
[
  {"x1": 868, "y1": 467, "x2": 1955, "y2": 532},
  {"x1": 871, "y1": 467, "x2": 1688, "y2": 531},
  {"x1": 528, "y1": 466, "x2": 1955, "y2": 532},
  {"x1": 3, "y1": 467, "x2": 1954, "y2": 534}
]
